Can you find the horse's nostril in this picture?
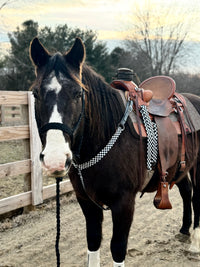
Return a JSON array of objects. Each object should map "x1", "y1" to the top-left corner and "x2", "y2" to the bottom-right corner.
[
  {"x1": 40, "y1": 153, "x2": 44, "y2": 162},
  {"x1": 65, "y1": 157, "x2": 72, "y2": 168}
]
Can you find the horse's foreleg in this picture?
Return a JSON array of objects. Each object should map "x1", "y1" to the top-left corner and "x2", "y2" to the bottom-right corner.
[
  {"x1": 176, "y1": 175, "x2": 192, "y2": 235},
  {"x1": 77, "y1": 197, "x2": 103, "y2": 267},
  {"x1": 110, "y1": 194, "x2": 135, "y2": 267}
]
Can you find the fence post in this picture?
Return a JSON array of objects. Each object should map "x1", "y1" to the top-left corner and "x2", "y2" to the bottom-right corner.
[
  {"x1": 21, "y1": 98, "x2": 34, "y2": 212},
  {"x1": 28, "y1": 92, "x2": 43, "y2": 206},
  {"x1": 0, "y1": 105, "x2": 5, "y2": 126},
  {"x1": 0, "y1": 105, "x2": 1, "y2": 125}
]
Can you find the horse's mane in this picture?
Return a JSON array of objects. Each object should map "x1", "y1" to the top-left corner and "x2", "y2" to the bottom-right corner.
[{"x1": 82, "y1": 64, "x2": 122, "y2": 142}]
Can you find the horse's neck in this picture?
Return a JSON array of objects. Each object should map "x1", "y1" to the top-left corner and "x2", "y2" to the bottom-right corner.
[{"x1": 80, "y1": 69, "x2": 120, "y2": 161}]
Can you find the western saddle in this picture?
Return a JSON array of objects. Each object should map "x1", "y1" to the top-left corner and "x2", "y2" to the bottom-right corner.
[{"x1": 111, "y1": 69, "x2": 190, "y2": 210}]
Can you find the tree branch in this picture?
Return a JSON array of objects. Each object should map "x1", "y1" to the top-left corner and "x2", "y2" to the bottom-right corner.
[{"x1": 0, "y1": 0, "x2": 16, "y2": 11}]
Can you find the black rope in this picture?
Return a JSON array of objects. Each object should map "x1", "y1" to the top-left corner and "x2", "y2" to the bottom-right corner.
[{"x1": 55, "y1": 177, "x2": 63, "y2": 267}]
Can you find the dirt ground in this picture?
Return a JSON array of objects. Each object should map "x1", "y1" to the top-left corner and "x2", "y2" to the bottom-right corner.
[{"x1": 1, "y1": 187, "x2": 200, "y2": 267}]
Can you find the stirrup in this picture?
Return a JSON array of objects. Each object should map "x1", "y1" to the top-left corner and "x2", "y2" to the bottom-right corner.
[{"x1": 153, "y1": 181, "x2": 172, "y2": 209}]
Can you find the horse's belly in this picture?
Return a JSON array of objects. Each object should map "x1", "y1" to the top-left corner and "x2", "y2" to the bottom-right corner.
[{"x1": 141, "y1": 170, "x2": 155, "y2": 191}]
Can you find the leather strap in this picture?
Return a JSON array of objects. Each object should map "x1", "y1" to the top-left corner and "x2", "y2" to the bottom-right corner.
[
  {"x1": 178, "y1": 109, "x2": 186, "y2": 171},
  {"x1": 39, "y1": 122, "x2": 73, "y2": 138},
  {"x1": 173, "y1": 94, "x2": 187, "y2": 172}
]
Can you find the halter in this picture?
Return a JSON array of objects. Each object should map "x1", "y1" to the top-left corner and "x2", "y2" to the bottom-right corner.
[{"x1": 39, "y1": 89, "x2": 85, "y2": 145}]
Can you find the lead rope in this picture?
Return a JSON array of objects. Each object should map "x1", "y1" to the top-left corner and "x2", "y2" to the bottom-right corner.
[{"x1": 55, "y1": 177, "x2": 63, "y2": 267}]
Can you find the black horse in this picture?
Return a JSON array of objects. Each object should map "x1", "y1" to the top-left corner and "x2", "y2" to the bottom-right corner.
[{"x1": 30, "y1": 37, "x2": 200, "y2": 266}]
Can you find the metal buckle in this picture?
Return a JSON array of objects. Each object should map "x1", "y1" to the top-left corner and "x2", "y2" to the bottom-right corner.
[{"x1": 180, "y1": 160, "x2": 186, "y2": 166}]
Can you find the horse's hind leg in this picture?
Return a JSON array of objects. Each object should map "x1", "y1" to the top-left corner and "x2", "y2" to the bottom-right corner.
[
  {"x1": 176, "y1": 175, "x2": 192, "y2": 235},
  {"x1": 189, "y1": 163, "x2": 200, "y2": 253},
  {"x1": 191, "y1": 165, "x2": 200, "y2": 229},
  {"x1": 77, "y1": 197, "x2": 103, "y2": 267},
  {"x1": 110, "y1": 194, "x2": 135, "y2": 267}
]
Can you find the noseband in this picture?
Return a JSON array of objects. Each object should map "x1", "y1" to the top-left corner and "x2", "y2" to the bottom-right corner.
[{"x1": 39, "y1": 90, "x2": 85, "y2": 145}]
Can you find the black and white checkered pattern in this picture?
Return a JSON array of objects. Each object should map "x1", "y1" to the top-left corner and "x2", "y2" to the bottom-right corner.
[
  {"x1": 73, "y1": 100, "x2": 133, "y2": 172},
  {"x1": 73, "y1": 126, "x2": 124, "y2": 171},
  {"x1": 140, "y1": 105, "x2": 158, "y2": 170}
]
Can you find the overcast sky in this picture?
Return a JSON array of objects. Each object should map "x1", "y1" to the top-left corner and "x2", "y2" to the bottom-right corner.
[{"x1": 0, "y1": 0, "x2": 200, "y2": 58}]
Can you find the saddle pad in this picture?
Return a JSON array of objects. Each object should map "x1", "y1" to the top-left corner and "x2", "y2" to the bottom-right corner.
[{"x1": 116, "y1": 90, "x2": 200, "y2": 137}]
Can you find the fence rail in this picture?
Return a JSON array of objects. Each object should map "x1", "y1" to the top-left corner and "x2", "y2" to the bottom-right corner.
[
  {"x1": 0, "y1": 91, "x2": 73, "y2": 215},
  {"x1": 0, "y1": 106, "x2": 21, "y2": 125}
]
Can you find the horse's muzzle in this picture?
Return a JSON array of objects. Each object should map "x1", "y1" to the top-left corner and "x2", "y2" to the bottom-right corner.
[{"x1": 40, "y1": 152, "x2": 72, "y2": 177}]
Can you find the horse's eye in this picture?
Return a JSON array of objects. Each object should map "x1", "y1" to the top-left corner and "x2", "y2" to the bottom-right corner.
[{"x1": 74, "y1": 91, "x2": 82, "y2": 99}]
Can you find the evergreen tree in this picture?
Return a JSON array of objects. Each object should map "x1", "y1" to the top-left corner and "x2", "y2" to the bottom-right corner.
[
  {"x1": 1, "y1": 20, "x2": 39, "y2": 90},
  {"x1": 0, "y1": 20, "x2": 112, "y2": 90}
]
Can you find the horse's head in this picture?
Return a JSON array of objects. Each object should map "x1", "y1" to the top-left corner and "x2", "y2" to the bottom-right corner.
[{"x1": 30, "y1": 37, "x2": 86, "y2": 177}]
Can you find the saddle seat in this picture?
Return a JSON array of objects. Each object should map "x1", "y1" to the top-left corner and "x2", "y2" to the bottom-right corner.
[
  {"x1": 140, "y1": 76, "x2": 176, "y2": 100},
  {"x1": 140, "y1": 76, "x2": 176, "y2": 117},
  {"x1": 111, "y1": 76, "x2": 178, "y2": 117},
  {"x1": 111, "y1": 75, "x2": 188, "y2": 210}
]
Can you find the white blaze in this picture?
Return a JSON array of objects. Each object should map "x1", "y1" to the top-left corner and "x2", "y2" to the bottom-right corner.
[
  {"x1": 42, "y1": 74, "x2": 72, "y2": 175},
  {"x1": 46, "y1": 75, "x2": 62, "y2": 94}
]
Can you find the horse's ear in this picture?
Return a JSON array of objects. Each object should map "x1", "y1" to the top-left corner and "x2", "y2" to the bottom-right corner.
[
  {"x1": 65, "y1": 37, "x2": 85, "y2": 68},
  {"x1": 30, "y1": 37, "x2": 50, "y2": 68}
]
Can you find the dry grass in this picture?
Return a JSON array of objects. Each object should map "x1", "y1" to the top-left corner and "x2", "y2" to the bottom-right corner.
[
  {"x1": 0, "y1": 140, "x2": 56, "y2": 199},
  {"x1": 0, "y1": 140, "x2": 27, "y2": 164},
  {"x1": 0, "y1": 141, "x2": 25, "y2": 198}
]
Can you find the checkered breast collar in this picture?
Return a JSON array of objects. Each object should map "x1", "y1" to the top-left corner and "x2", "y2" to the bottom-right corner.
[{"x1": 72, "y1": 99, "x2": 133, "y2": 171}]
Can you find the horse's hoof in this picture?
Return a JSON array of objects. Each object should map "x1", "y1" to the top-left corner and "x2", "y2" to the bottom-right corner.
[
  {"x1": 188, "y1": 228, "x2": 200, "y2": 253},
  {"x1": 175, "y1": 232, "x2": 190, "y2": 243},
  {"x1": 188, "y1": 245, "x2": 200, "y2": 254},
  {"x1": 180, "y1": 228, "x2": 190, "y2": 236}
]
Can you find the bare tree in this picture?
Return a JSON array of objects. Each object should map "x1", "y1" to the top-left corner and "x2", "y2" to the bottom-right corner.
[
  {"x1": 124, "y1": 1, "x2": 198, "y2": 78},
  {"x1": 0, "y1": 0, "x2": 16, "y2": 11}
]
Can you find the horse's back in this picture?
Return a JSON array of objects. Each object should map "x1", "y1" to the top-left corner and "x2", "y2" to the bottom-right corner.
[{"x1": 182, "y1": 93, "x2": 200, "y2": 114}]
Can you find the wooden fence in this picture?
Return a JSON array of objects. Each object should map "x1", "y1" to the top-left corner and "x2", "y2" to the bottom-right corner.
[
  {"x1": 0, "y1": 105, "x2": 21, "y2": 125},
  {"x1": 0, "y1": 91, "x2": 73, "y2": 215}
]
